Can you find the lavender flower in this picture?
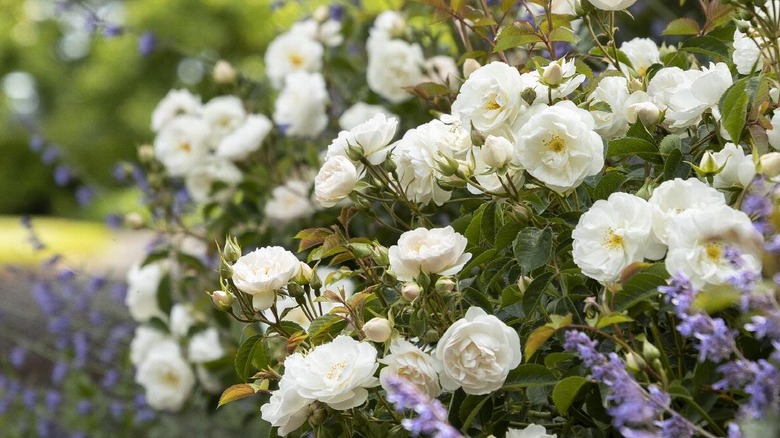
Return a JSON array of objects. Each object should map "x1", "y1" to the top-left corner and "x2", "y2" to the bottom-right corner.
[
  {"x1": 384, "y1": 376, "x2": 462, "y2": 438},
  {"x1": 677, "y1": 315, "x2": 735, "y2": 363},
  {"x1": 658, "y1": 272, "x2": 696, "y2": 315},
  {"x1": 138, "y1": 32, "x2": 156, "y2": 57}
]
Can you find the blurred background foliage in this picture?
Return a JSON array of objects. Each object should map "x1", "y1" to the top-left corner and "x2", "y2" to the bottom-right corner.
[
  {"x1": 0, "y1": 0, "x2": 696, "y2": 218},
  {"x1": 0, "y1": 0, "x2": 399, "y2": 218}
]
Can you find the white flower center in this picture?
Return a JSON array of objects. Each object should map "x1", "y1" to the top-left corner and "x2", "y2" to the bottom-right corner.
[
  {"x1": 704, "y1": 242, "x2": 722, "y2": 262},
  {"x1": 545, "y1": 134, "x2": 566, "y2": 154},
  {"x1": 289, "y1": 53, "x2": 304, "y2": 68}
]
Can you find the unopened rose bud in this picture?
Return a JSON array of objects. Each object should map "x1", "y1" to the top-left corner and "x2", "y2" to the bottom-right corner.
[
  {"x1": 541, "y1": 62, "x2": 564, "y2": 86},
  {"x1": 309, "y1": 267, "x2": 323, "y2": 290},
  {"x1": 517, "y1": 276, "x2": 532, "y2": 295},
  {"x1": 760, "y1": 152, "x2": 780, "y2": 178},
  {"x1": 626, "y1": 101, "x2": 661, "y2": 125},
  {"x1": 625, "y1": 351, "x2": 646, "y2": 373},
  {"x1": 363, "y1": 317, "x2": 392, "y2": 342},
  {"x1": 137, "y1": 144, "x2": 155, "y2": 163},
  {"x1": 212, "y1": 60, "x2": 236, "y2": 84},
  {"x1": 482, "y1": 135, "x2": 514, "y2": 169},
  {"x1": 462, "y1": 59, "x2": 481, "y2": 80},
  {"x1": 223, "y1": 236, "x2": 242, "y2": 264},
  {"x1": 124, "y1": 212, "x2": 144, "y2": 229},
  {"x1": 435, "y1": 276, "x2": 456, "y2": 294},
  {"x1": 382, "y1": 270, "x2": 397, "y2": 287},
  {"x1": 470, "y1": 123, "x2": 486, "y2": 147},
  {"x1": 295, "y1": 262, "x2": 313, "y2": 284},
  {"x1": 436, "y1": 154, "x2": 460, "y2": 177},
  {"x1": 643, "y1": 341, "x2": 661, "y2": 361},
  {"x1": 287, "y1": 282, "x2": 306, "y2": 298},
  {"x1": 693, "y1": 151, "x2": 726, "y2": 184},
  {"x1": 345, "y1": 142, "x2": 364, "y2": 162},
  {"x1": 219, "y1": 260, "x2": 233, "y2": 278},
  {"x1": 521, "y1": 88, "x2": 537, "y2": 106},
  {"x1": 401, "y1": 282, "x2": 421, "y2": 301},
  {"x1": 210, "y1": 290, "x2": 234, "y2": 311}
]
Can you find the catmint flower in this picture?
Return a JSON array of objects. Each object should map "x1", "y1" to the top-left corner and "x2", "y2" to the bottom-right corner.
[
  {"x1": 51, "y1": 361, "x2": 68, "y2": 385},
  {"x1": 76, "y1": 400, "x2": 92, "y2": 415},
  {"x1": 103, "y1": 24, "x2": 123, "y2": 37},
  {"x1": 677, "y1": 314, "x2": 735, "y2": 362},
  {"x1": 138, "y1": 32, "x2": 156, "y2": 57},
  {"x1": 75, "y1": 186, "x2": 95, "y2": 206},
  {"x1": 45, "y1": 390, "x2": 62, "y2": 411},
  {"x1": 384, "y1": 376, "x2": 462, "y2": 438},
  {"x1": 10, "y1": 346, "x2": 27, "y2": 369},
  {"x1": 54, "y1": 165, "x2": 72, "y2": 186},
  {"x1": 41, "y1": 146, "x2": 60, "y2": 165},
  {"x1": 29, "y1": 135, "x2": 45, "y2": 152}
]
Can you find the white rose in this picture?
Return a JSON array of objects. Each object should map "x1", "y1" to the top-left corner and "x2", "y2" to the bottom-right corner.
[
  {"x1": 231, "y1": 247, "x2": 300, "y2": 311},
  {"x1": 260, "y1": 379, "x2": 312, "y2": 436},
  {"x1": 767, "y1": 110, "x2": 780, "y2": 150},
  {"x1": 184, "y1": 157, "x2": 243, "y2": 203},
  {"x1": 153, "y1": 115, "x2": 211, "y2": 177},
  {"x1": 666, "y1": 205, "x2": 763, "y2": 288},
  {"x1": 515, "y1": 100, "x2": 604, "y2": 193},
  {"x1": 649, "y1": 63, "x2": 731, "y2": 131},
  {"x1": 290, "y1": 18, "x2": 343, "y2": 47},
  {"x1": 468, "y1": 144, "x2": 526, "y2": 195},
  {"x1": 379, "y1": 338, "x2": 441, "y2": 399},
  {"x1": 620, "y1": 38, "x2": 660, "y2": 76},
  {"x1": 169, "y1": 304, "x2": 196, "y2": 338},
  {"x1": 452, "y1": 62, "x2": 529, "y2": 141},
  {"x1": 338, "y1": 102, "x2": 398, "y2": 131},
  {"x1": 424, "y1": 55, "x2": 459, "y2": 90},
  {"x1": 367, "y1": 39, "x2": 425, "y2": 104},
  {"x1": 528, "y1": 58, "x2": 586, "y2": 103},
  {"x1": 371, "y1": 10, "x2": 406, "y2": 41},
  {"x1": 264, "y1": 32, "x2": 324, "y2": 88},
  {"x1": 391, "y1": 118, "x2": 471, "y2": 206},
  {"x1": 216, "y1": 114, "x2": 272, "y2": 160},
  {"x1": 273, "y1": 71, "x2": 329, "y2": 138},
  {"x1": 135, "y1": 342, "x2": 196, "y2": 412},
  {"x1": 151, "y1": 89, "x2": 201, "y2": 132},
  {"x1": 314, "y1": 155, "x2": 358, "y2": 208},
  {"x1": 125, "y1": 261, "x2": 167, "y2": 323},
  {"x1": 389, "y1": 226, "x2": 472, "y2": 282},
  {"x1": 648, "y1": 178, "x2": 726, "y2": 244},
  {"x1": 129, "y1": 326, "x2": 176, "y2": 366},
  {"x1": 326, "y1": 113, "x2": 399, "y2": 166},
  {"x1": 283, "y1": 335, "x2": 379, "y2": 410},
  {"x1": 733, "y1": 30, "x2": 763, "y2": 75},
  {"x1": 507, "y1": 424, "x2": 557, "y2": 438},
  {"x1": 264, "y1": 180, "x2": 316, "y2": 224},
  {"x1": 200, "y1": 95, "x2": 246, "y2": 143},
  {"x1": 589, "y1": 0, "x2": 637, "y2": 10},
  {"x1": 709, "y1": 143, "x2": 757, "y2": 189},
  {"x1": 588, "y1": 76, "x2": 630, "y2": 139},
  {"x1": 188, "y1": 328, "x2": 225, "y2": 363},
  {"x1": 572, "y1": 192, "x2": 666, "y2": 284},
  {"x1": 435, "y1": 307, "x2": 522, "y2": 395}
]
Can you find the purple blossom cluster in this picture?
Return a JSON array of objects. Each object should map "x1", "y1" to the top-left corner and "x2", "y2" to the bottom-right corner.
[
  {"x1": 0, "y1": 248, "x2": 152, "y2": 435},
  {"x1": 563, "y1": 331, "x2": 684, "y2": 437},
  {"x1": 384, "y1": 376, "x2": 462, "y2": 438}
]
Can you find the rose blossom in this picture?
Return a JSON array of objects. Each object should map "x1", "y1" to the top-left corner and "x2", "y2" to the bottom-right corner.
[
  {"x1": 283, "y1": 335, "x2": 379, "y2": 410},
  {"x1": 314, "y1": 155, "x2": 358, "y2": 207},
  {"x1": 379, "y1": 338, "x2": 441, "y2": 399},
  {"x1": 620, "y1": 38, "x2": 660, "y2": 77},
  {"x1": 129, "y1": 326, "x2": 176, "y2": 366},
  {"x1": 231, "y1": 247, "x2": 300, "y2": 311},
  {"x1": 125, "y1": 261, "x2": 167, "y2": 323},
  {"x1": 665, "y1": 205, "x2": 763, "y2": 288},
  {"x1": 648, "y1": 178, "x2": 726, "y2": 245},
  {"x1": 135, "y1": 342, "x2": 196, "y2": 412},
  {"x1": 187, "y1": 327, "x2": 225, "y2": 363},
  {"x1": 338, "y1": 102, "x2": 398, "y2": 131},
  {"x1": 184, "y1": 157, "x2": 243, "y2": 203},
  {"x1": 435, "y1": 307, "x2": 522, "y2": 395},
  {"x1": 767, "y1": 110, "x2": 780, "y2": 150},
  {"x1": 507, "y1": 424, "x2": 557, "y2": 438},
  {"x1": 515, "y1": 100, "x2": 604, "y2": 193},
  {"x1": 151, "y1": 89, "x2": 201, "y2": 132},
  {"x1": 572, "y1": 193, "x2": 666, "y2": 284},
  {"x1": 588, "y1": 76, "x2": 630, "y2": 139},
  {"x1": 708, "y1": 143, "x2": 757, "y2": 189},
  {"x1": 589, "y1": 0, "x2": 637, "y2": 10},
  {"x1": 366, "y1": 38, "x2": 424, "y2": 104},
  {"x1": 325, "y1": 113, "x2": 398, "y2": 166},
  {"x1": 389, "y1": 226, "x2": 471, "y2": 282},
  {"x1": 264, "y1": 31, "x2": 323, "y2": 88},
  {"x1": 153, "y1": 115, "x2": 210, "y2": 177},
  {"x1": 264, "y1": 180, "x2": 316, "y2": 224},
  {"x1": 260, "y1": 379, "x2": 312, "y2": 436},
  {"x1": 273, "y1": 71, "x2": 329, "y2": 138},
  {"x1": 200, "y1": 95, "x2": 246, "y2": 143},
  {"x1": 216, "y1": 114, "x2": 272, "y2": 160}
]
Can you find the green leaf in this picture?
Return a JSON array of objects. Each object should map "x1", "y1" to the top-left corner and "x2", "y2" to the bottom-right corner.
[
  {"x1": 521, "y1": 272, "x2": 554, "y2": 316},
  {"x1": 465, "y1": 205, "x2": 485, "y2": 245},
  {"x1": 591, "y1": 171, "x2": 627, "y2": 201},
  {"x1": 663, "y1": 148, "x2": 690, "y2": 180},
  {"x1": 412, "y1": 82, "x2": 453, "y2": 98},
  {"x1": 680, "y1": 36, "x2": 730, "y2": 61},
  {"x1": 595, "y1": 314, "x2": 634, "y2": 329},
  {"x1": 614, "y1": 263, "x2": 669, "y2": 311},
  {"x1": 494, "y1": 22, "x2": 542, "y2": 52},
  {"x1": 552, "y1": 376, "x2": 589, "y2": 413},
  {"x1": 307, "y1": 314, "x2": 348, "y2": 345},
  {"x1": 524, "y1": 325, "x2": 555, "y2": 362},
  {"x1": 658, "y1": 134, "x2": 682, "y2": 155},
  {"x1": 719, "y1": 75, "x2": 763, "y2": 144},
  {"x1": 495, "y1": 221, "x2": 522, "y2": 251},
  {"x1": 547, "y1": 27, "x2": 579, "y2": 43},
  {"x1": 607, "y1": 137, "x2": 662, "y2": 163},
  {"x1": 544, "y1": 352, "x2": 575, "y2": 368},
  {"x1": 235, "y1": 335, "x2": 269, "y2": 382},
  {"x1": 503, "y1": 364, "x2": 557, "y2": 390},
  {"x1": 218, "y1": 383, "x2": 264, "y2": 408},
  {"x1": 662, "y1": 18, "x2": 700, "y2": 36},
  {"x1": 500, "y1": 0, "x2": 515, "y2": 12},
  {"x1": 462, "y1": 248, "x2": 498, "y2": 275},
  {"x1": 459, "y1": 394, "x2": 490, "y2": 431},
  {"x1": 481, "y1": 202, "x2": 497, "y2": 245},
  {"x1": 513, "y1": 227, "x2": 553, "y2": 273}
]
